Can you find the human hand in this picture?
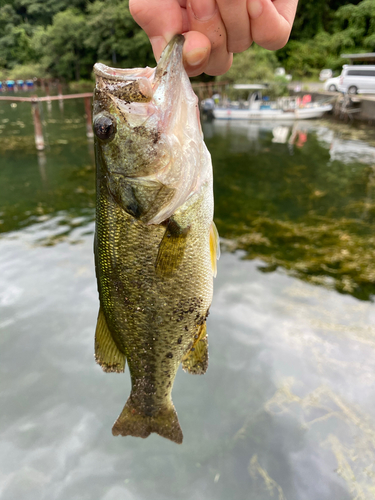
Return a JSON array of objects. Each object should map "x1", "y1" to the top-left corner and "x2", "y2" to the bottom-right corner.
[{"x1": 130, "y1": 0, "x2": 299, "y2": 77}]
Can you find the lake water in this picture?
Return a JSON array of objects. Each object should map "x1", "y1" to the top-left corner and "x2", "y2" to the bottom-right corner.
[{"x1": 1, "y1": 99, "x2": 375, "y2": 500}]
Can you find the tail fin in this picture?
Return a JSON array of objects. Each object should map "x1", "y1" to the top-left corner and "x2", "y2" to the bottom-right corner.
[{"x1": 112, "y1": 398, "x2": 183, "y2": 444}]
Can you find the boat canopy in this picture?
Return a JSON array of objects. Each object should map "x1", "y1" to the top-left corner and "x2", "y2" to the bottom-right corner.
[{"x1": 233, "y1": 84, "x2": 268, "y2": 90}]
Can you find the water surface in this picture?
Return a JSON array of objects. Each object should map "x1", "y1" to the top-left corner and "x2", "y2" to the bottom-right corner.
[{"x1": 1, "y1": 100, "x2": 375, "y2": 499}]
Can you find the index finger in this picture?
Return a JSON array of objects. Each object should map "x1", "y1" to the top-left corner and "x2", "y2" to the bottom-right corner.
[
  {"x1": 248, "y1": 0, "x2": 298, "y2": 50},
  {"x1": 129, "y1": 0, "x2": 187, "y2": 60},
  {"x1": 271, "y1": 0, "x2": 299, "y2": 24}
]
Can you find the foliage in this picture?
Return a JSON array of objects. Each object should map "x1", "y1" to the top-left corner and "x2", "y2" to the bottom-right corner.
[
  {"x1": 85, "y1": 0, "x2": 153, "y2": 68},
  {"x1": 290, "y1": 0, "x2": 362, "y2": 42},
  {"x1": 217, "y1": 45, "x2": 277, "y2": 84},
  {"x1": 0, "y1": 0, "x2": 153, "y2": 81},
  {"x1": 0, "y1": 0, "x2": 375, "y2": 81},
  {"x1": 278, "y1": 0, "x2": 375, "y2": 77},
  {"x1": 33, "y1": 8, "x2": 92, "y2": 81},
  {"x1": 266, "y1": 76, "x2": 290, "y2": 98},
  {"x1": 4, "y1": 61, "x2": 45, "y2": 79}
]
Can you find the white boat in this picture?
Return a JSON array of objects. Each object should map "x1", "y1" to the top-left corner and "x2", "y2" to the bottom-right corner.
[
  {"x1": 209, "y1": 87, "x2": 333, "y2": 121},
  {"x1": 213, "y1": 102, "x2": 333, "y2": 121}
]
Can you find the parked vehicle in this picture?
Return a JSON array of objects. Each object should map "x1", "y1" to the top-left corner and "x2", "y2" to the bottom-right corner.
[
  {"x1": 319, "y1": 69, "x2": 333, "y2": 81},
  {"x1": 324, "y1": 76, "x2": 340, "y2": 92},
  {"x1": 338, "y1": 65, "x2": 375, "y2": 94}
]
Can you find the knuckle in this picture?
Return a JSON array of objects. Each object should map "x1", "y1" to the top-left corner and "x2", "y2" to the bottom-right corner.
[
  {"x1": 206, "y1": 54, "x2": 233, "y2": 76},
  {"x1": 227, "y1": 38, "x2": 252, "y2": 54},
  {"x1": 129, "y1": 0, "x2": 140, "y2": 18},
  {"x1": 254, "y1": 30, "x2": 290, "y2": 51}
]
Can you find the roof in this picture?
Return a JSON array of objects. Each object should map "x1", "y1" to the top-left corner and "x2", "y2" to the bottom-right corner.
[
  {"x1": 341, "y1": 52, "x2": 375, "y2": 63},
  {"x1": 232, "y1": 84, "x2": 267, "y2": 90}
]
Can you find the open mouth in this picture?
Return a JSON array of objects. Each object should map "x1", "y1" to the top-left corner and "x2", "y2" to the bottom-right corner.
[
  {"x1": 93, "y1": 35, "x2": 185, "y2": 88},
  {"x1": 93, "y1": 63, "x2": 155, "y2": 81}
]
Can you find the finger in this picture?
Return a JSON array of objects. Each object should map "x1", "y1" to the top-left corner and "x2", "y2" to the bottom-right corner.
[
  {"x1": 271, "y1": 0, "x2": 299, "y2": 25},
  {"x1": 187, "y1": 0, "x2": 232, "y2": 76},
  {"x1": 216, "y1": 0, "x2": 252, "y2": 53},
  {"x1": 247, "y1": 0, "x2": 298, "y2": 50},
  {"x1": 130, "y1": 0, "x2": 186, "y2": 61},
  {"x1": 183, "y1": 31, "x2": 212, "y2": 77}
]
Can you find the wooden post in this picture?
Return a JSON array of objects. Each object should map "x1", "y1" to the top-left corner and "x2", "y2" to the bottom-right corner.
[
  {"x1": 198, "y1": 85, "x2": 204, "y2": 102},
  {"x1": 45, "y1": 81, "x2": 52, "y2": 112},
  {"x1": 45, "y1": 81, "x2": 50, "y2": 100},
  {"x1": 37, "y1": 152, "x2": 47, "y2": 184},
  {"x1": 31, "y1": 101, "x2": 45, "y2": 151},
  {"x1": 84, "y1": 96, "x2": 93, "y2": 138},
  {"x1": 58, "y1": 82, "x2": 64, "y2": 112}
]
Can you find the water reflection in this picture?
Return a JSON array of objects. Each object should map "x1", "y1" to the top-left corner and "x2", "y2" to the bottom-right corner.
[
  {"x1": 1, "y1": 104, "x2": 375, "y2": 302},
  {"x1": 1, "y1": 101, "x2": 375, "y2": 499},
  {"x1": 203, "y1": 119, "x2": 375, "y2": 300},
  {"x1": 1, "y1": 224, "x2": 374, "y2": 499}
]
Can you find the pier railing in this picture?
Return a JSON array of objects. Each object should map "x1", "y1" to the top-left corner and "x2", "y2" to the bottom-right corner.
[
  {"x1": 0, "y1": 82, "x2": 230, "y2": 151},
  {"x1": 0, "y1": 93, "x2": 93, "y2": 150}
]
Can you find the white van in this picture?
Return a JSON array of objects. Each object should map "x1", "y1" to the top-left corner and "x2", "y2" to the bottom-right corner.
[{"x1": 338, "y1": 65, "x2": 375, "y2": 94}]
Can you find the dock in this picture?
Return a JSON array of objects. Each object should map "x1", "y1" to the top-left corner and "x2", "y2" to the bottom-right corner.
[{"x1": 299, "y1": 90, "x2": 375, "y2": 124}]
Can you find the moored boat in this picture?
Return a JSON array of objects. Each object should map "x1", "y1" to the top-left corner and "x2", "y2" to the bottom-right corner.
[
  {"x1": 212, "y1": 101, "x2": 333, "y2": 121},
  {"x1": 205, "y1": 85, "x2": 333, "y2": 121}
]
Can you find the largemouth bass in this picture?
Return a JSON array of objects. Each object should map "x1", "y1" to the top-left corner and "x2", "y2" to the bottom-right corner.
[{"x1": 92, "y1": 35, "x2": 219, "y2": 444}]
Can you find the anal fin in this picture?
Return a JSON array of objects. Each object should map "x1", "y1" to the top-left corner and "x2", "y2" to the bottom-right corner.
[
  {"x1": 95, "y1": 307, "x2": 126, "y2": 373},
  {"x1": 182, "y1": 322, "x2": 208, "y2": 375}
]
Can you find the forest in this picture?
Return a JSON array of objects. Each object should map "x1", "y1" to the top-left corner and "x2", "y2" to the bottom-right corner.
[{"x1": 0, "y1": 0, "x2": 374, "y2": 83}]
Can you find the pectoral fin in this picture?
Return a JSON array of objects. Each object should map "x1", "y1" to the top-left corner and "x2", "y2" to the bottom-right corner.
[
  {"x1": 182, "y1": 322, "x2": 208, "y2": 375},
  {"x1": 210, "y1": 221, "x2": 220, "y2": 278},
  {"x1": 155, "y1": 219, "x2": 190, "y2": 277},
  {"x1": 95, "y1": 307, "x2": 126, "y2": 373}
]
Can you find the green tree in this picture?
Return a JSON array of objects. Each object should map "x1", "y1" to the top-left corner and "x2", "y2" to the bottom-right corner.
[
  {"x1": 217, "y1": 45, "x2": 278, "y2": 84},
  {"x1": 278, "y1": 0, "x2": 375, "y2": 76},
  {"x1": 290, "y1": 0, "x2": 362, "y2": 41},
  {"x1": 85, "y1": 0, "x2": 153, "y2": 68},
  {"x1": 0, "y1": 4, "x2": 35, "y2": 68},
  {"x1": 333, "y1": 0, "x2": 375, "y2": 51},
  {"x1": 13, "y1": 0, "x2": 89, "y2": 25},
  {"x1": 34, "y1": 7, "x2": 93, "y2": 80}
]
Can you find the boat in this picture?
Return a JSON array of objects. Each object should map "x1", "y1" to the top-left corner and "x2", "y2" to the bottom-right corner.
[
  {"x1": 212, "y1": 103, "x2": 333, "y2": 121},
  {"x1": 205, "y1": 84, "x2": 333, "y2": 121}
]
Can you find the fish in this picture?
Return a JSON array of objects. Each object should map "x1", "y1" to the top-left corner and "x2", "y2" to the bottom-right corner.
[{"x1": 92, "y1": 35, "x2": 219, "y2": 444}]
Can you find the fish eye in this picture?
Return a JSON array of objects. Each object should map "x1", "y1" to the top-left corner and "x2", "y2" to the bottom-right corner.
[{"x1": 93, "y1": 113, "x2": 116, "y2": 141}]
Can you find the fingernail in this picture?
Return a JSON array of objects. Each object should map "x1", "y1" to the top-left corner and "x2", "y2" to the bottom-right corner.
[
  {"x1": 190, "y1": 0, "x2": 216, "y2": 21},
  {"x1": 185, "y1": 47, "x2": 209, "y2": 67},
  {"x1": 247, "y1": 0, "x2": 263, "y2": 19}
]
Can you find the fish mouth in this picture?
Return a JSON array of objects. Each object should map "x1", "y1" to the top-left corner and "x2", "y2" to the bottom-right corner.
[
  {"x1": 93, "y1": 35, "x2": 185, "y2": 88},
  {"x1": 93, "y1": 63, "x2": 154, "y2": 81}
]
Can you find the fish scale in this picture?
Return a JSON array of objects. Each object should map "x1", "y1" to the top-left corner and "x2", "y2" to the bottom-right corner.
[{"x1": 93, "y1": 35, "x2": 218, "y2": 443}]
